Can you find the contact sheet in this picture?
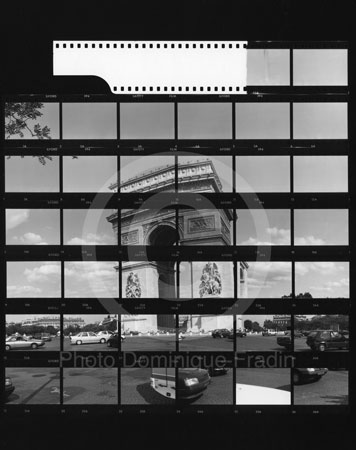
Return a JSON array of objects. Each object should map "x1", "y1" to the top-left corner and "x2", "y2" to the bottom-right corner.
[{"x1": 1, "y1": 41, "x2": 350, "y2": 415}]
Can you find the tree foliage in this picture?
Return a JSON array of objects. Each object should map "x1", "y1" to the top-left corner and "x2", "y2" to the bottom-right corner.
[{"x1": 5, "y1": 102, "x2": 51, "y2": 140}]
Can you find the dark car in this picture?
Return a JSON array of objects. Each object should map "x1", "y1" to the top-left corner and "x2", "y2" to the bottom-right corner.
[
  {"x1": 206, "y1": 365, "x2": 229, "y2": 376},
  {"x1": 277, "y1": 334, "x2": 292, "y2": 350},
  {"x1": 235, "y1": 331, "x2": 247, "y2": 338},
  {"x1": 177, "y1": 368, "x2": 211, "y2": 400},
  {"x1": 306, "y1": 330, "x2": 349, "y2": 352},
  {"x1": 107, "y1": 333, "x2": 125, "y2": 348},
  {"x1": 211, "y1": 329, "x2": 231, "y2": 338},
  {"x1": 293, "y1": 368, "x2": 328, "y2": 384},
  {"x1": 5, "y1": 377, "x2": 15, "y2": 399},
  {"x1": 33, "y1": 332, "x2": 52, "y2": 342}
]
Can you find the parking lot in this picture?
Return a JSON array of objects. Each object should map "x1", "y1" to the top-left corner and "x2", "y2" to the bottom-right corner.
[
  {"x1": 121, "y1": 367, "x2": 175, "y2": 405},
  {"x1": 179, "y1": 335, "x2": 233, "y2": 351},
  {"x1": 236, "y1": 335, "x2": 287, "y2": 352},
  {"x1": 294, "y1": 369, "x2": 348, "y2": 405},
  {"x1": 123, "y1": 335, "x2": 176, "y2": 351},
  {"x1": 5, "y1": 368, "x2": 60, "y2": 404},
  {"x1": 63, "y1": 368, "x2": 117, "y2": 404},
  {"x1": 6, "y1": 337, "x2": 61, "y2": 351}
]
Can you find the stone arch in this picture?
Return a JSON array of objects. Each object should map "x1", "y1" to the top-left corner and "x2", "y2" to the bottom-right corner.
[{"x1": 145, "y1": 222, "x2": 177, "y2": 246}]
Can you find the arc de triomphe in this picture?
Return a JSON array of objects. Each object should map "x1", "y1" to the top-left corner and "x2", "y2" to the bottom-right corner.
[{"x1": 107, "y1": 159, "x2": 248, "y2": 332}]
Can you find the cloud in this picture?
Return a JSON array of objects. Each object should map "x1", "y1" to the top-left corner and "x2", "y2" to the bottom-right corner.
[
  {"x1": 295, "y1": 236, "x2": 326, "y2": 245},
  {"x1": 239, "y1": 227, "x2": 290, "y2": 245},
  {"x1": 66, "y1": 233, "x2": 113, "y2": 245},
  {"x1": 6, "y1": 209, "x2": 30, "y2": 230},
  {"x1": 12, "y1": 232, "x2": 48, "y2": 245},
  {"x1": 295, "y1": 261, "x2": 348, "y2": 276},
  {"x1": 7, "y1": 285, "x2": 42, "y2": 297},
  {"x1": 24, "y1": 263, "x2": 61, "y2": 283},
  {"x1": 64, "y1": 262, "x2": 118, "y2": 297}
]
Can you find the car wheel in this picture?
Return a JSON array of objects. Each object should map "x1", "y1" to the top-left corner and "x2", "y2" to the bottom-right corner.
[
  {"x1": 318, "y1": 344, "x2": 326, "y2": 352},
  {"x1": 5, "y1": 345, "x2": 10, "y2": 351},
  {"x1": 100, "y1": 338, "x2": 106, "y2": 344},
  {"x1": 76, "y1": 340, "x2": 82, "y2": 345},
  {"x1": 31, "y1": 343, "x2": 38, "y2": 349},
  {"x1": 293, "y1": 371, "x2": 301, "y2": 384}
]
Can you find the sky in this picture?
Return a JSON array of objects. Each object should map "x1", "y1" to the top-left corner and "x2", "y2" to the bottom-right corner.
[
  {"x1": 5, "y1": 99, "x2": 348, "y2": 141},
  {"x1": 63, "y1": 209, "x2": 117, "y2": 245},
  {"x1": 293, "y1": 50, "x2": 347, "y2": 86},
  {"x1": 62, "y1": 103, "x2": 117, "y2": 139},
  {"x1": 6, "y1": 209, "x2": 60, "y2": 245},
  {"x1": 236, "y1": 103, "x2": 290, "y2": 139},
  {"x1": 236, "y1": 209, "x2": 348, "y2": 246},
  {"x1": 236, "y1": 156, "x2": 290, "y2": 192},
  {"x1": 247, "y1": 49, "x2": 289, "y2": 85},
  {"x1": 178, "y1": 103, "x2": 232, "y2": 139},
  {"x1": 294, "y1": 209, "x2": 348, "y2": 245},
  {"x1": 64, "y1": 262, "x2": 118, "y2": 297},
  {"x1": 295, "y1": 261, "x2": 349, "y2": 298},
  {"x1": 243, "y1": 261, "x2": 292, "y2": 298},
  {"x1": 293, "y1": 103, "x2": 347, "y2": 139},
  {"x1": 293, "y1": 156, "x2": 348, "y2": 192},
  {"x1": 6, "y1": 261, "x2": 119, "y2": 298},
  {"x1": 120, "y1": 103, "x2": 174, "y2": 139},
  {"x1": 6, "y1": 103, "x2": 60, "y2": 140},
  {"x1": 237, "y1": 209, "x2": 290, "y2": 245},
  {"x1": 7, "y1": 261, "x2": 61, "y2": 297},
  {"x1": 5, "y1": 156, "x2": 60, "y2": 192},
  {"x1": 63, "y1": 156, "x2": 117, "y2": 192},
  {"x1": 246, "y1": 49, "x2": 347, "y2": 87}
]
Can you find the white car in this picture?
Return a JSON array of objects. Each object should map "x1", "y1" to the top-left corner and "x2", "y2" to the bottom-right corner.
[
  {"x1": 5, "y1": 335, "x2": 45, "y2": 350},
  {"x1": 96, "y1": 330, "x2": 113, "y2": 342},
  {"x1": 70, "y1": 332, "x2": 106, "y2": 345},
  {"x1": 236, "y1": 384, "x2": 291, "y2": 405}
]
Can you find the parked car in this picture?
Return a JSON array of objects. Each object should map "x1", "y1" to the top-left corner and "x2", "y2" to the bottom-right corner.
[
  {"x1": 293, "y1": 368, "x2": 328, "y2": 384},
  {"x1": 5, "y1": 377, "x2": 15, "y2": 398},
  {"x1": 235, "y1": 330, "x2": 247, "y2": 338},
  {"x1": 306, "y1": 330, "x2": 349, "y2": 352},
  {"x1": 207, "y1": 366, "x2": 229, "y2": 376},
  {"x1": 293, "y1": 331, "x2": 304, "y2": 338},
  {"x1": 212, "y1": 328, "x2": 231, "y2": 338},
  {"x1": 33, "y1": 332, "x2": 52, "y2": 342},
  {"x1": 70, "y1": 332, "x2": 106, "y2": 345},
  {"x1": 106, "y1": 333, "x2": 125, "y2": 348},
  {"x1": 236, "y1": 384, "x2": 291, "y2": 405},
  {"x1": 262, "y1": 330, "x2": 277, "y2": 336},
  {"x1": 277, "y1": 334, "x2": 292, "y2": 350},
  {"x1": 96, "y1": 330, "x2": 113, "y2": 342},
  {"x1": 177, "y1": 368, "x2": 211, "y2": 400},
  {"x1": 5, "y1": 336, "x2": 45, "y2": 350}
]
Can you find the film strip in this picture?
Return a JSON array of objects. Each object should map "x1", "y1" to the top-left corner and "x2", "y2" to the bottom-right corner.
[{"x1": 1, "y1": 41, "x2": 350, "y2": 415}]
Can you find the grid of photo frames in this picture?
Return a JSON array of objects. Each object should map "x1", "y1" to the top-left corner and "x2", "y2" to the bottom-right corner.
[{"x1": 1, "y1": 42, "x2": 350, "y2": 414}]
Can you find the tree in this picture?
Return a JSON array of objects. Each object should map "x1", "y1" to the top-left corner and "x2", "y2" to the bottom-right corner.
[
  {"x1": 252, "y1": 321, "x2": 262, "y2": 332},
  {"x1": 5, "y1": 102, "x2": 77, "y2": 165},
  {"x1": 263, "y1": 320, "x2": 276, "y2": 330},
  {"x1": 244, "y1": 320, "x2": 252, "y2": 330},
  {"x1": 5, "y1": 103, "x2": 51, "y2": 140}
]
